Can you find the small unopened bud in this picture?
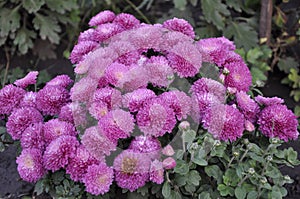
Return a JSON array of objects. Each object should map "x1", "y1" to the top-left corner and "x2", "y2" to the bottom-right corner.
[
  {"x1": 260, "y1": 177, "x2": 267, "y2": 184},
  {"x1": 227, "y1": 87, "x2": 237, "y2": 94},
  {"x1": 243, "y1": 139, "x2": 249, "y2": 145},
  {"x1": 163, "y1": 157, "x2": 176, "y2": 170},
  {"x1": 214, "y1": 140, "x2": 221, "y2": 147},
  {"x1": 179, "y1": 121, "x2": 190, "y2": 131},
  {"x1": 190, "y1": 143, "x2": 199, "y2": 151},
  {"x1": 247, "y1": 143, "x2": 253, "y2": 150},
  {"x1": 248, "y1": 168, "x2": 255, "y2": 175},
  {"x1": 284, "y1": 175, "x2": 291, "y2": 181},
  {"x1": 233, "y1": 152, "x2": 239, "y2": 157},
  {"x1": 266, "y1": 155, "x2": 273, "y2": 161},
  {"x1": 162, "y1": 145, "x2": 175, "y2": 156},
  {"x1": 245, "y1": 120, "x2": 255, "y2": 132},
  {"x1": 271, "y1": 138, "x2": 279, "y2": 144}
]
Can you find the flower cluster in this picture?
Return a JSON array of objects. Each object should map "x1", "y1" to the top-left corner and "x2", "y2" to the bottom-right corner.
[{"x1": 0, "y1": 10, "x2": 298, "y2": 196}]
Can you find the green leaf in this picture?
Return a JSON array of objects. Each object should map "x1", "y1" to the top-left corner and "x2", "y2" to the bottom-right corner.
[
  {"x1": 174, "y1": 174, "x2": 187, "y2": 186},
  {"x1": 13, "y1": 28, "x2": 36, "y2": 54},
  {"x1": 278, "y1": 57, "x2": 299, "y2": 74},
  {"x1": 45, "y1": 0, "x2": 78, "y2": 14},
  {"x1": 33, "y1": 13, "x2": 61, "y2": 44},
  {"x1": 189, "y1": 0, "x2": 198, "y2": 6},
  {"x1": 247, "y1": 191, "x2": 258, "y2": 199},
  {"x1": 22, "y1": 0, "x2": 45, "y2": 13},
  {"x1": 226, "y1": 0, "x2": 242, "y2": 12},
  {"x1": 183, "y1": 130, "x2": 196, "y2": 143},
  {"x1": 173, "y1": 0, "x2": 187, "y2": 11},
  {"x1": 250, "y1": 67, "x2": 267, "y2": 87},
  {"x1": 223, "y1": 169, "x2": 239, "y2": 186},
  {"x1": 192, "y1": 157, "x2": 208, "y2": 166},
  {"x1": 188, "y1": 170, "x2": 201, "y2": 186},
  {"x1": 34, "y1": 180, "x2": 45, "y2": 195},
  {"x1": 162, "y1": 181, "x2": 171, "y2": 198},
  {"x1": 217, "y1": 184, "x2": 234, "y2": 197},
  {"x1": 198, "y1": 192, "x2": 211, "y2": 199},
  {"x1": 174, "y1": 160, "x2": 189, "y2": 175},
  {"x1": 0, "y1": 7, "x2": 21, "y2": 37},
  {"x1": 204, "y1": 165, "x2": 223, "y2": 184},
  {"x1": 235, "y1": 187, "x2": 246, "y2": 199},
  {"x1": 224, "y1": 21, "x2": 258, "y2": 51},
  {"x1": 201, "y1": 0, "x2": 230, "y2": 30}
]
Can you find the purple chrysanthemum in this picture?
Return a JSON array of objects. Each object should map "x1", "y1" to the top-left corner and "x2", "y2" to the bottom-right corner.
[
  {"x1": 43, "y1": 135, "x2": 79, "y2": 172},
  {"x1": 14, "y1": 71, "x2": 38, "y2": 88},
  {"x1": 113, "y1": 150, "x2": 150, "y2": 192},
  {"x1": 46, "y1": 75, "x2": 73, "y2": 88},
  {"x1": 203, "y1": 104, "x2": 245, "y2": 141},
  {"x1": 70, "y1": 41, "x2": 99, "y2": 64},
  {"x1": 163, "y1": 18, "x2": 195, "y2": 38},
  {"x1": 88, "y1": 10, "x2": 116, "y2": 26},
  {"x1": 98, "y1": 109, "x2": 135, "y2": 143},
  {"x1": 257, "y1": 104, "x2": 299, "y2": 141},
  {"x1": 255, "y1": 95, "x2": 284, "y2": 107},
  {"x1": 83, "y1": 163, "x2": 114, "y2": 195},
  {"x1": 70, "y1": 77, "x2": 98, "y2": 102},
  {"x1": 104, "y1": 62, "x2": 130, "y2": 87},
  {"x1": 236, "y1": 91, "x2": 260, "y2": 123},
  {"x1": 167, "y1": 52, "x2": 198, "y2": 78},
  {"x1": 121, "y1": 64, "x2": 149, "y2": 91},
  {"x1": 149, "y1": 160, "x2": 164, "y2": 184},
  {"x1": 43, "y1": 119, "x2": 77, "y2": 144},
  {"x1": 36, "y1": 85, "x2": 70, "y2": 116},
  {"x1": 66, "y1": 146, "x2": 99, "y2": 182},
  {"x1": 92, "y1": 87, "x2": 122, "y2": 110},
  {"x1": 81, "y1": 126, "x2": 116, "y2": 159},
  {"x1": 93, "y1": 23, "x2": 123, "y2": 42},
  {"x1": 113, "y1": 13, "x2": 140, "y2": 30},
  {"x1": 78, "y1": 28, "x2": 97, "y2": 42},
  {"x1": 6, "y1": 107, "x2": 43, "y2": 140},
  {"x1": 129, "y1": 136, "x2": 162, "y2": 160},
  {"x1": 116, "y1": 51, "x2": 142, "y2": 66},
  {"x1": 16, "y1": 148, "x2": 46, "y2": 183},
  {"x1": 0, "y1": 84, "x2": 26, "y2": 115},
  {"x1": 20, "y1": 122, "x2": 44, "y2": 150},
  {"x1": 122, "y1": 88, "x2": 156, "y2": 112},
  {"x1": 89, "y1": 101, "x2": 109, "y2": 120},
  {"x1": 19, "y1": 91, "x2": 37, "y2": 108}
]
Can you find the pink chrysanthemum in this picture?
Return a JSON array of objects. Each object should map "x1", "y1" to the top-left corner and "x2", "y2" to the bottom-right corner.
[
  {"x1": 255, "y1": 95, "x2": 284, "y2": 107},
  {"x1": 70, "y1": 77, "x2": 98, "y2": 102},
  {"x1": 20, "y1": 122, "x2": 44, "y2": 150},
  {"x1": 89, "y1": 10, "x2": 116, "y2": 26},
  {"x1": 78, "y1": 28, "x2": 97, "y2": 42},
  {"x1": 143, "y1": 56, "x2": 174, "y2": 87},
  {"x1": 43, "y1": 135, "x2": 79, "y2": 172},
  {"x1": 162, "y1": 157, "x2": 176, "y2": 169},
  {"x1": 236, "y1": 91, "x2": 260, "y2": 123},
  {"x1": 203, "y1": 104, "x2": 245, "y2": 141},
  {"x1": 136, "y1": 98, "x2": 176, "y2": 137},
  {"x1": 122, "y1": 88, "x2": 156, "y2": 112},
  {"x1": 46, "y1": 75, "x2": 73, "y2": 88},
  {"x1": 66, "y1": 146, "x2": 99, "y2": 182},
  {"x1": 224, "y1": 61, "x2": 252, "y2": 92},
  {"x1": 14, "y1": 71, "x2": 38, "y2": 88},
  {"x1": 129, "y1": 136, "x2": 162, "y2": 160},
  {"x1": 98, "y1": 109, "x2": 135, "y2": 143},
  {"x1": 58, "y1": 102, "x2": 86, "y2": 125},
  {"x1": 70, "y1": 41, "x2": 99, "y2": 64},
  {"x1": 81, "y1": 126, "x2": 116, "y2": 159},
  {"x1": 162, "y1": 145, "x2": 175, "y2": 156},
  {"x1": 257, "y1": 104, "x2": 299, "y2": 141},
  {"x1": 16, "y1": 148, "x2": 46, "y2": 183},
  {"x1": 0, "y1": 84, "x2": 26, "y2": 115},
  {"x1": 116, "y1": 51, "x2": 142, "y2": 66},
  {"x1": 113, "y1": 13, "x2": 140, "y2": 30},
  {"x1": 36, "y1": 85, "x2": 70, "y2": 116},
  {"x1": 93, "y1": 23, "x2": 123, "y2": 42},
  {"x1": 159, "y1": 90, "x2": 192, "y2": 120},
  {"x1": 149, "y1": 160, "x2": 164, "y2": 184},
  {"x1": 104, "y1": 62, "x2": 130, "y2": 87},
  {"x1": 43, "y1": 119, "x2": 77, "y2": 144},
  {"x1": 113, "y1": 150, "x2": 150, "y2": 192},
  {"x1": 83, "y1": 163, "x2": 114, "y2": 195},
  {"x1": 167, "y1": 52, "x2": 197, "y2": 78},
  {"x1": 19, "y1": 91, "x2": 37, "y2": 108},
  {"x1": 121, "y1": 64, "x2": 149, "y2": 91},
  {"x1": 89, "y1": 101, "x2": 109, "y2": 120},
  {"x1": 92, "y1": 87, "x2": 122, "y2": 110},
  {"x1": 163, "y1": 18, "x2": 195, "y2": 38},
  {"x1": 6, "y1": 107, "x2": 43, "y2": 140}
]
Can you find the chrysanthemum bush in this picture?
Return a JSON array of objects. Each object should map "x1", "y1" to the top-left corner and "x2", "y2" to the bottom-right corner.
[{"x1": 1, "y1": 10, "x2": 300, "y2": 199}]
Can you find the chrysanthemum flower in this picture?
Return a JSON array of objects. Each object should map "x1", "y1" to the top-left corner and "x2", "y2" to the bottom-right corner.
[
  {"x1": 121, "y1": 64, "x2": 149, "y2": 91},
  {"x1": 70, "y1": 41, "x2": 99, "y2": 64},
  {"x1": 255, "y1": 95, "x2": 284, "y2": 107},
  {"x1": 81, "y1": 126, "x2": 116, "y2": 159},
  {"x1": 89, "y1": 101, "x2": 109, "y2": 120},
  {"x1": 104, "y1": 62, "x2": 130, "y2": 87},
  {"x1": 66, "y1": 146, "x2": 99, "y2": 182},
  {"x1": 93, "y1": 23, "x2": 123, "y2": 42},
  {"x1": 92, "y1": 87, "x2": 122, "y2": 110},
  {"x1": 257, "y1": 104, "x2": 299, "y2": 141},
  {"x1": 83, "y1": 163, "x2": 114, "y2": 195},
  {"x1": 46, "y1": 75, "x2": 73, "y2": 88},
  {"x1": 162, "y1": 157, "x2": 176, "y2": 169},
  {"x1": 113, "y1": 13, "x2": 140, "y2": 30},
  {"x1": 43, "y1": 119, "x2": 77, "y2": 144},
  {"x1": 162, "y1": 145, "x2": 175, "y2": 156},
  {"x1": 236, "y1": 91, "x2": 260, "y2": 123},
  {"x1": 88, "y1": 10, "x2": 116, "y2": 26},
  {"x1": 122, "y1": 88, "x2": 156, "y2": 112},
  {"x1": 149, "y1": 160, "x2": 164, "y2": 184},
  {"x1": 116, "y1": 51, "x2": 141, "y2": 66},
  {"x1": 163, "y1": 18, "x2": 195, "y2": 38},
  {"x1": 6, "y1": 107, "x2": 43, "y2": 140},
  {"x1": 0, "y1": 84, "x2": 26, "y2": 115},
  {"x1": 129, "y1": 136, "x2": 161, "y2": 160},
  {"x1": 36, "y1": 85, "x2": 70, "y2": 116},
  {"x1": 78, "y1": 29, "x2": 97, "y2": 42},
  {"x1": 113, "y1": 150, "x2": 150, "y2": 192},
  {"x1": 16, "y1": 148, "x2": 46, "y2": 183},
  {"x1": 58, "y1": 102, "x2": 87, "y2": 126},
  {"x1": 21, "y1": 122, "x2": 44, "y2": 150},
  {"x1": 43, "y1": 135, "x2": 79, "y2": 172},
  {"x1": 14, "y1": 71, "x2": 38, "y2": 88},
  {"x1": 19, "y1": 91, "x2": 37, "y2": 108},
  {"x1": 203, "y1": 104, "x2": 245, "y2": 141},
  {"x1": 70, "y1": 77, "x2": 98, "y2": 102},
  {"x1": 98, "y1": 109, "x2": 135, "y2": 143}
]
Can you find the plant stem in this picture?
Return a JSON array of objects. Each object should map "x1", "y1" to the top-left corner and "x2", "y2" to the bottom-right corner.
[
  {"x1": 124, "y1": 0, "x2": 151, "y2": 24},
  {"x1": 2, "y1": 47, "x2": 10, "y2": 87},
  {"x1": 239, "y1": 149, "x2": 249, "y2": 163}
]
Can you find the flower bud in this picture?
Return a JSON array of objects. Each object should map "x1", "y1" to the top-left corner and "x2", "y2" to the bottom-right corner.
[
  {"x1": 233, "y1": 151, "x2": 239, "y2": 157},
  {"x1": 248, "y1": 168, "x2": 255, "y2": 175},
  {"x1": 266, "y1": 155, "x2": 273, "y2": 161},
  {"x1": 243, "y1": 139, "x2": 249, "y2": 145},
  {"x1": 284, "y1": 175, "x2": 291, "y2": 181},
  {"x1": 270, "y1": 138, "x2": 279, "y2": 144},
  {"x1": 245, "y1": 120, "x2": 255, "y2": 132},
  {"x1": 247, "y1": 143, "x2": 253, "y2": 150},
  {"x1": 179, "y1": 121, "x2": 190, "y2": 131},
  {"x1": 162, "y1": 145, "x2": 175, "y2": 156},
  {"x1": 214, "y1": 140, "x2": 221, "y2": 147},
  {"x1": 163, "y1": 157, "x2": 176, "y2": 169},
  {"x1": 190, "y1": 143, "x2": 199, "y2": 151},
  {"x1": 260, "y1": 177, "x2": 267, "y2": 184}
]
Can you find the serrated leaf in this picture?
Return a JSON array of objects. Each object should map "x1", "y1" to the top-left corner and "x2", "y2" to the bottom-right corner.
[
  {"x1": 173, "y1": 0, "x2": 187, "y2": 10},
  {"x1": 278, "y1": 57, "x2": 299, "y2": 74},
  {"x1": 45, "y1": 0, "x2": 78, "y2": 14},
  {"x1": 162, "y1": 181, "x2": 171, "y2": 198},
  {"x1": 188, "y1": 170, "x2": 201, "y2": 186},
  {"x1": 13, "y1": 28, "x2": 36, "y2": 54},
  {"x1": 217, "y1": 184, "x2": 234, "y2": 197},
  {"x1": 226, "y1": 0, "x2": 242, "y2": 12},
  {"x1": 174, "y1": 160, "x2": 189, "y2": 175},
  {"x1": 0, "y1": 7, "x2": 21, "y2": 37},
  {"x1": 235, "y1": 186, "x2": 246, "y2": 199},
  {"x1": 33, "y1": 13, "x2": 61, "y2": 44},
  {"x1": 201, "y1": 0, "x2": 230, "y2": 30},
  {"x1": 224, "y1": 22, "x2": 258, "y2": 51},
  {"x1": 204, "y1": 165, "x2": 223, "y2": 184},
  {"x1": 22, "y1": 0, "x2": 45, "y2": 13},
  {"x1": 34, "y1": 180, "x2": 45, "y2": 195}
]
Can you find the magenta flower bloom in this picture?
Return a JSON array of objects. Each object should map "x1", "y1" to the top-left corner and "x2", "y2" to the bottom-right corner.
[
  {"x1": 19, "y1": 91, "x2": 37, "y2": 108},
  {"x1": 43, "y1": 119, "x2": 77, "y2": 144},
  {"x1": 236, "y1": 91, "x2": 260, "y2": 123},
  {"x1": 21, "y1": 122, "x2": 44, "y2": 150},
  {"x1": 70, "y1": 41, "x2": 99, "y2": 64},
  {"x1": 116, "y1": 51, "x2": 141, "y2": 66},
  {"x1": 257, "y1": 104, "x2": 299, "y2": 141},
  {"x1": 78, "y1": 29, "x2": 97, "y2": 42},
  {"x1": 36, "y1": 85, "x2": 70, "y2": 116},
  {"x1": 122, "y1": 88, "x2": 156, "y2": 112},
  {"x1": 81, "y1": 126, "x2": 116, "y2": 159},
  {"x1": 203, "y1": 104, "x2": 245, "y2": 141},
  {"x1": 149, "y1": 160, "x2": 164, "y2": 184},
  {"x1": 98, "y1": 109, "x2": 135, "y2": 143},
  {"x1": 0, "y1": 84, "x2": 26, "y2": 115},
  {"x1": 16, "y1": 148, "x2": 46, "y2": 183},
  {"x1": 162, "y1": 145, "x2": 175, "y2": 156},
  {"x1": 93, "y1": 23, "x2": 123, "y2": 42},
  {"x1": 89, "y1": 10, "x2": 116, "y2": 26},
  {"x1": 6, "y1": 107, "x2": 43, "y2": 140},
  {"x1": 121, "y1": 64, "x2": 149, "y2": 92},
  {"x1": 129, "y1": 136, "x2": 162, "y2": 160},
  {"x1": 104, "y1": 62, "x2": 130, "y2": 87},
  {"x1": 43, "y1": 135, "x2": 79, "y2": 172},
  {"x1": 167, "y1": 52, "x2": 198, "y2": 78},
  {"x1": 163, "y1": 18, "x2": 195, "y2": 38},
  {"x1": 113, "y1": 150, "x2": 150, "y2": 192},
  {"x1": 255, "y1": 95, "x2": 284, "y2": 107},
  {"x1": 92, "y1": 87, "x2": 122, "y2": 110},
  {"x1": 89, "y1": 101, "x2": 109, "y2": 120},
  {"x1": 46, "y1": 75, "x2": 73, "y2": 88},
  {"x1": 14, "y1": 71, "x2": 38, "y2": 88},
  {"x1": 83, "y1": 163, "x2": 114, "y2": 195},
  {"x1": 113, "y1": 13, "x2": 140, "y2": 30},
  {"x1": 162, "y1": 157, "x2": 176, "y2": 169},
  {"x1": 70, "y1": 77, "x2": 98, "y2": 102},
  {"x1": 66, "y1": 146, "x2": 99, "y2": 182}
]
